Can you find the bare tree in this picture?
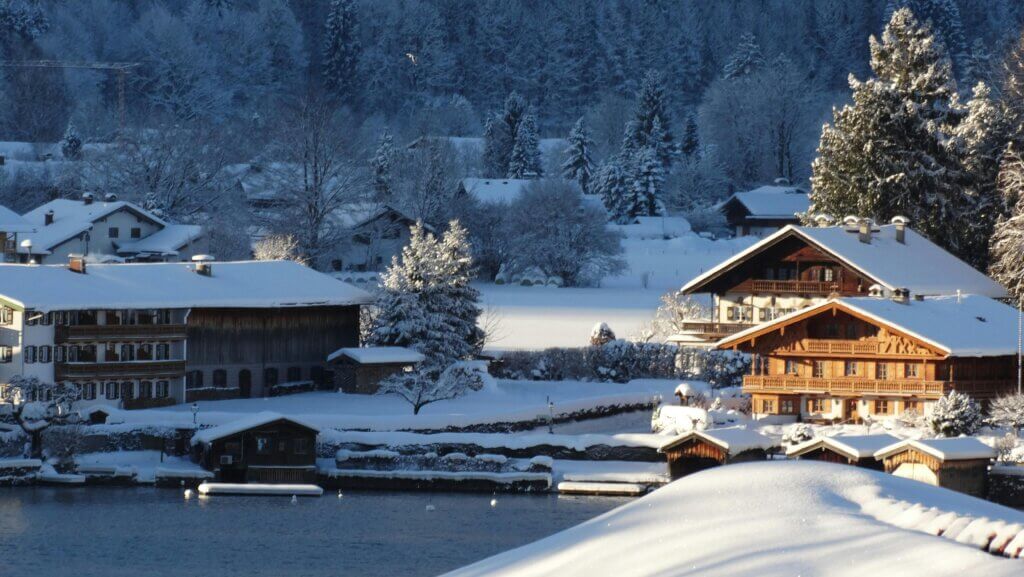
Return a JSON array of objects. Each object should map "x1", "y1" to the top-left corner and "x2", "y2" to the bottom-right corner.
[
  {"x1": 253, "y1": 233, "x2": 309, "y2": 264},
  {"x1": 1, "y1": 376, "x2": 80, "y2": 458}
]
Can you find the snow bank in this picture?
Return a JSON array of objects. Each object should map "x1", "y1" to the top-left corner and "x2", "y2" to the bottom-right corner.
[
  {"x1": 320, "y1": 429, "x2": 666, "y2": 452},
  {"x1": 444, "y1": 461, "x2": 1024, "y2": 577}
]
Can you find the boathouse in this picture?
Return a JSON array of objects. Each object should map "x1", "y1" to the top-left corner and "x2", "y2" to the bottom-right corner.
[
  {"x1": 874, "y1": 438, "x2": 995, "y2": 497},
  {"x1": 191, "y1": 412, "x2": 320, "y2": 484},
  {"x1": 659, "y1": 427, "x2": 777, "y2": 480},
  {"x1": 328, "y1": 347, "x2": 425, "y2": 394},
  {"x1": 786, "y1": 434, "x2": 899, "y2": 469}
]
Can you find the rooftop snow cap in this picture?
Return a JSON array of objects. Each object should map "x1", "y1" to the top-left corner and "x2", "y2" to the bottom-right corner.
[
  {"x1": 891, "y1": 215, "x2": 910, "y2": 244},
  {"x1": 192, "y1": 254, "x2": 214, "y2": 276},
  {"x1": 104, "y1": 193, "x2": 118, "y2": 203},
  {"x1": 842, "y1": 215, "x2": 859, "y2": 230},
  {"x1": 813, "y1": 214, "x2": 834, "y2": 227},
  {"x1": 82, "y1": 192, "x2": 94, "y2": 205},
  {"x1": 68, "y1": 253, "x2": 86, "y2": 274},
  {"x1": 868, "y1": 283, "x2": 886, "y2": 298},
  {"x1": 891, "y1": 287, "x2": 910, "y2": 304}
]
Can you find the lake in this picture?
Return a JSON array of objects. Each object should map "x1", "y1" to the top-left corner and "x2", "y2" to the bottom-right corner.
[{"x1": 0, "y1": 487, "x2": 628, "y2": 577}]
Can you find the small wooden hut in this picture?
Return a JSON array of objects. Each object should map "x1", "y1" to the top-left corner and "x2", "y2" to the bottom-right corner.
[
  {"x1": 191, "y1": 412, "x2": 319, "y2": 484},
  {"x1": 659, "y1": 427, "x2": 778, "y2": 480},
  {"x1": 786, "y1": 434, "x2": 899, "y2": 470},
  {"x1": 328, "y1": 347, "x2": 425, "y2": 394},
  {"x1": 874, "y1": 438, "x2": 995, "y2": 497}
]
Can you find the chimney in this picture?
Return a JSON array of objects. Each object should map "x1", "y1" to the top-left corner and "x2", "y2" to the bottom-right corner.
[
  {"x1": 44, "y1": 210, "x2": 54, "y2": 226},
  {"x1": 891, "y1": 215, "x2": 909, "y2": 244},
  {"x1": 842, "y1": 215, "x2": 859, "y2": 231},
  {"x1": 192, "y1": 254, "x2": 214, "y2": 276},
  {"x1": 892, "y1": 287, "x2": 910, "y2": 304},
  {"x1": 82, "y1": 192, "x2": 94, "y2": 205},
  {"x1": 68, "y1": 254, "x2": 86, "y2": 274},
  {"x1": 858, "y1": 218, "x2": 872, "y2": 244},
  {"x1": 104, "y1": 193, "x2": 118, "y2": 203}
]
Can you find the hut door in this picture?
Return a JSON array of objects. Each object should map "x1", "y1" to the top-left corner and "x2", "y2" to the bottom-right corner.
[
  {"x1": 893, "y1": 463, "x2": 938, "y2": 485},
  {"x1": 844, "y1": 399, "x2": 859, "y2": 422},
  {"x1": 239, "y1": 370, "x2": 252, "y2": 398}
]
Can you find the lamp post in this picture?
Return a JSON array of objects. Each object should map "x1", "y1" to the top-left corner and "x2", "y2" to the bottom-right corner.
[{"x1": 191, "y1": 402, "x2": 199, "y2": 425}]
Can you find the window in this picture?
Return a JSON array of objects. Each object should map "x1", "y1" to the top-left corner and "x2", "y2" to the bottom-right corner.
[
  {"x1": 130, "y1": 227, "x2": 141, "y2": 239},
  {"x1": 155, "y1": 381, "x2": 169, "y2": 399},
  {"x1": 123, "y1": 342, "x2": 139, "y2": 361},
  {"x1": 823, "y1": 268, "x2": 835, "y2": 282},
  {"x1": 761, "y1": 399, "x2": 775, "y2": 413},
  {"x1": 24, "y1": 345, "x2": 36, "y2": 364},
  {"x1": 294, "y1": 438, "x2": 309, "y2": 455},
  {"x1": 0, "y1": 306, "x2": 13, "y2": 325},
  {"x1": 41, "y1": 312, "x2": 52, "y2": 326},
  {"x1": 844, "y1": 361, "x2": 858, "y2": 377},
  {"x1": 287, "y1": 366, "x2": 301, "y2": 382},
  {"x1": 137, "y1": 344, "x2": 153, "y2": 361},
  {"x1": 764, "y1": 267, "x2": 775, "y2": 280},
  {"x1": 905, "y1": 363, "x2": 921, "y2": 378},
  {"x1": 39, "y1": 346, "x2": 51, "y2": 363},
  {"x1": 845, "y1": 323, "x2": 858, "y2": 339},
  {"x1": 139, "y1": 381, "x2": 153, "y2": 399},
  {"x1": 264, "y1": 367, "x2": 279, "y2": 387},
  {"x1": 813, "y1": 361, "x2": 825, "y2": 378},
  {"x1": 727, "y1": 307, "x2": 737, "y2": 321},
  {"x1": 255, "y1": 436, "x2": 273, "y2": 455},
  {"x1": 0, "y1": 346, "x2": 10, "y2": 363},
  {"x1": 825, "y1": 323, "x2": 839, "y2": 338},
  {"x1": 784, "y1": 360, "x2": 799, "y2": 375},
  {"x1": 121, "y1": 382, "x2": 134, "y2": 400},
  {"x1": 873, "y1": 400, "x2": 891, "y2": 415},
  {"x1": 877, "y1": 363, "x2": 889, "y2": 380},
  {"x1": 108, "y1": 227, "x2": 119, "y2": 238},
  {"x1": 213, "y1": 369, "x2": 227, "y2": 388},
  {"x1": 105, "y1": 343, "x2": 119, "y2": 362},
  {"x1": 82, "y1": 382, "x2": 96, "y2": 400},
  {"x1": 780, "y1": 399, "x2": 795, "y2": 414},
  {"x1": 155, "y1": 343, "x2": 169, "y2": 360},
  {"x1": 55, "y1": 346, "x2": 65, "y2": 363},
  {"x1": 105, "y1": 382, "x2": 119, "y2": 400},
  {"x1": 26, "y1": 311, "x2": 37, "y2": 326},
  {"x1": 808, "y1": 398, "x2": 826, "y2": 413},
  {"x1": 77, "y1": 345, "x2": 97, "y2": 363},
  {"x1": 904, "y1": 399, "x2": 921, "y2": 414},
  {"x1": 186, "y1": 370, "x2": 204, "y2": 389}
]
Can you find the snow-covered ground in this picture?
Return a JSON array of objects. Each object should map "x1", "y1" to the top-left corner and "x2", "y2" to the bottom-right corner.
[
  {"x1": 445, "y1": 461, "x2": 1024, "y2": 577},
  {"x1": 603, "y1": 233, "x2": 755, "y2": 291}
]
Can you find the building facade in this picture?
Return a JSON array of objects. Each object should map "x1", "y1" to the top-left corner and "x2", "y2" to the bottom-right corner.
[{"x1": 719, "y1": 184, "x2": 809, "y2": 238}]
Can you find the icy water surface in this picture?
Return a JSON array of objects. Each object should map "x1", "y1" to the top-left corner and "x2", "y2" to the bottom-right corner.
[{"x1": 0, "y1": 487, "x2": 628, "y2": 577}]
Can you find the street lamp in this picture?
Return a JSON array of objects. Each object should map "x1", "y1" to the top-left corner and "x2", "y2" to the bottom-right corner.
[{"x1": 191, "y1": 402, "x2": 199, "y2": 425}]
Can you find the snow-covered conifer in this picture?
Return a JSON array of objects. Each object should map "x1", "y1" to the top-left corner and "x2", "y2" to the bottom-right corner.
[
  {"x1": 988, "y1": 393, "x2": 1024, "y2": 432},
  {"x1": 60, "y1": 122, "x2": 82, "y2": 160},
  {"x1": 593, "y1": 159, "x2": 631, "y2": 222},
  {"x1": 507, "y1": 113, "x2": 541, "y2": 178},
  {"x1": 723, "y1": 32, "x2": 765, "y2": 79},
  {"x1": 988, "y1": 146, "x2": 1024, "y2": 299},
  {"x1": 371, "y1": 129, "x2": 395, "y2": 201},
  {"x1": 562, "y1": 117, "x2": 594, "y2": 193},
  {"x1": 625, "y1": 147, "x2": 664, "y2": 222},
  {"x1": 927, "y1": 390, "x2": 982, "y2": 437},
  {"x1": 322, "y1": 0, "x2": 361, "y2": 101},
  {"x1": 680, "y1": 113, "x2": 699, "y2": 159},
  {"x1": 626, "y1": 71, "x2": 676, "y2": 171}
]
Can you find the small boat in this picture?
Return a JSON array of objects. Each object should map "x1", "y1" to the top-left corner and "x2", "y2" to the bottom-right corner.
[{"x1": 196, "y1": 482, "x2": 323, "y2": 497}]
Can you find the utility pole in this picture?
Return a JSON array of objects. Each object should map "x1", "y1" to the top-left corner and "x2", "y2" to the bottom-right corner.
[{"x1": 0, "y1": 60, "x2": 142, "y2": 138}]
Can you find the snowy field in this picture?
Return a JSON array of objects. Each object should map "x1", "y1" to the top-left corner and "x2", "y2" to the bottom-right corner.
[
  {"x1": 446, "y1": 461, "x2": 1024, "y2": 577},
  {"x1": 115, "y1": 379, "x2": 679, "y2": 432}
]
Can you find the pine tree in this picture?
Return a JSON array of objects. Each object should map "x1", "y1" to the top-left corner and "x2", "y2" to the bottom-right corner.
[
  {"x1": 810, "y1": 9, "x2": 968, "y2": 259},
  {"x1": 988, "y1": 145, "x2": 1024, "y2": 299},
  {"x1": 681, "y1": 113, "x2": 699, "y2": 159},
  {"x1": 625, "y1": 71, "x2": 677, "y2": 171},
  {"x1": 482, "y1": 92, "x2": 534, "y2": 178},
  {"x1": 371, "y1": 129, "x2": 395, "y2": 201},
  {"x1": 436, "y1": 220, "x2": 485, "y2": 355},
  {"x1": 60, "y1": 122, "x2": 82, "y2": 160},
  {"x1": 927, "y1": 390, "x2": 982, "y2": 437},
  {"x1": 482, "y1": 115, "x2": 512, "y2": 178},
  {"x1": 883, "y1": 0, "x2": 967, "y2": 79},
  {"x1": 626, "y1": 147, "x2": 664, "y2": 221},
  {"x1": 1004, "y1": 31, "x2": 1024, "y2": 145},
  {"x1": 322, "y1": 0, "x2": 361, "y2": 101},
  {"x1": 507, "y1": 113, "x2": 542, "y2": 178},
  {"x1": 562, "y1": 117, "x2": 595, "y2": 194},
  {"x1": 723, "y1": 32, "x2": 765, "y2": 79},
  {"x1": 594, "y1": 160, "x2": 631, "y2": 223}
]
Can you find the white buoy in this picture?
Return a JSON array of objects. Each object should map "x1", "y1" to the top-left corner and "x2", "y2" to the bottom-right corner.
[
  {"x1": 490, "y1": 498, "x2": 497, "y2": 508},
  {"x1": 184, "y1": 489, "x2": 193, "y2": 500},
  {"x1": 337, "y1": 490, "x2": 344, "y2": 498},
  {"x1": 291, "y1": 495, "x2": 298, "y2": 504},
  {"x1": 425, "y1": 504, "x2": 436, "y2": 512}
]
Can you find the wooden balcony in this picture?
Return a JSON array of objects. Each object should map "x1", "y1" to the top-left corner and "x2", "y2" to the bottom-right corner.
[
  {"x1": 55, "y1": 324, "x2": 188, "y2": 343},
  {"x1": 773, "y1": 338, "x2": 882, "y2": 356},
  {"x1": 55, "y1": 360, "x2": 186, "y2": 381},
  {"x1": 743, "y1": 374, "x2": 947, "y2": 397},
  {"x1": 749, "y1": 280, "x2": 840, "y2": 294},
  {"x1": 675, "y1": 321, "x2": 751, "y2": 340}
]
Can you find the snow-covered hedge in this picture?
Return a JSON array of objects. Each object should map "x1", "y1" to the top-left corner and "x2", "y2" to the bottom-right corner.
[
  {"x1": 494, "y1": 341, "x2": 748, "y2": 387},
  {"x1": 268, "y1": 381, "x2": 317, "y2": 397}
]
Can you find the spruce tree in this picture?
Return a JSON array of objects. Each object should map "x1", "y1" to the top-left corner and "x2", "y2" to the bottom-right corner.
[
  {"x1": 322, "y1": 0, "x2": 361, "y2": 101},
  {"x1": 482, "y1": 115, "x2": 512, "y2": 178},
  {"x1": 723, "y1": 32, "x2": 765, "y2": 79},
  {"x1": 626, "y1": 147, "x2": 664, "y2": 221},
  {"x1": 1004, "y1": 31, "x2": 1024, "y2": 145},
  {"x1": 626, "y1": 71, "x2": 677, "y2": 171},
  {"x1": 594, "y1": 160, "x2": 631, "y2": 222},
  {"x1": 562, "y1": 117, "x2": 595, "y2": 194},
  {"x1": 60, "y1": 122, "x2": 82, "y2": 160},
  {"x1": 371, "y1": 129, "x2": 395, "y2": 201},
  {"x1": 681, "y1": 113, "x2": 699, "y2": 159},
  {"x1": 508, "y1": 113, "x2": 542, "y2": 178},
  {"x1": 988, "y1": 145, "x2": 1024, "y2": 300}
]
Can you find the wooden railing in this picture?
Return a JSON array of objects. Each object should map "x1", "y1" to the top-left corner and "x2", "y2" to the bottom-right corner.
[
  {"x1": 55, "y1": 324, "x2": 188, "y2": 343},
  {"x1": 676, "y1": 321, "x2": 750, "y2": 339},
  {"x1": 743, "y1": 375, "x2": 946, "y2": 396},
  {"x1": 779, "y1": 339, "x2": 881, "y2": 355},
  {"x1": 55, "y1": 360, "x2": 186, "y2": 380},
  {"x1": 750, "y1": 280, "x2": 839, "y2": 294}
]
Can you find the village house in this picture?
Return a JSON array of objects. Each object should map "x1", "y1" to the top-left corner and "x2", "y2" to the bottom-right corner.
[
  {"x1": 330, "y1": 204, "x2": 423, "y2": 272},
  {"x1": 658, "y1": 427, "x2": 777, "y2": 480},
  {"x1": 191, "y1": 412, "x2": 320, "y2": 484},
  {"x1": 0, "y1": 257, "x2": 372, "y2": 408},
  {"x1": 671, "y1": 218, "x2": 1007, "y2": 347},
  {"x1": 17, "y1": 193, "x2": 205, "y2": 264},
  {"x1": 717, "y1": 293, "x2": 1019, "y2": 423},
  {"x1": 328, "y1": 346, "x2": 424, "y2": 394},
  {"x1": 718, "y1": 183, "x2": 810, "y2": 237},
  {"x1": 0, "y1": 204, "x2": 35, "y2": 262}
]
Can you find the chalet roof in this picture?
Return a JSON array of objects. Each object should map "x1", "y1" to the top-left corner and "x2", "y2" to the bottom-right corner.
[
  {"x1": 659, "y1": 427, "x2": 778, "y2": 455},
  {"x1": 20, "y1": 199, "x2": 169, "y2": 253},
  {"x1": 874, "y1": 437, "x2": 996, "y2": 462},
  {"x1": 721, "y1": 186, "x2": 809, "y2": 219},
  {"x1": 0, "y1": 204, "x2": 34, "y2": 233},
  {"x1": 327, "y1": 346, "x2": 425, "y2": 365},
  {"x1": 460, "y1": 178, "x2": 531, "y2": 205},
  {"x1": 114, "y1": 224, "x2": 203, "y2": 256},
  {"x1": 191, "y1": 412, "x2": 321, "y2": 446},
  {"x1": 0, "y1": 260, "x2": 374, "y2": 312},
  {"x1": 719, "y1": 295, "x2": 1019, "y2": 357},
  {"x1": 682, "y1": 224, "x2": 1008, "y2": 298},
  {"x1": 787, "y1": 434, "x2": 901, "y2": 460}
]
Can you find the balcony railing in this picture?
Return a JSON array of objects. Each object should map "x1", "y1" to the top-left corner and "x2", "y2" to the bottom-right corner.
[
  {"x1": 676, "y1": 321, "x2": 750, "y2": 340},
  {"x1": 774, "y1": 339, "x2": 882, "y2": 356},
  {"x1": 55, "y1": 360, "x2": 186, "y2": 381},
  {"x1": 750, "y1": 280, "x2": 839, "y2": 294},
  {"x1": 743, "y1": 375, "x2": 947, "y2": 396},
  {"x1": 55, "y1": 324, "x2": 188, "y2": 343}
]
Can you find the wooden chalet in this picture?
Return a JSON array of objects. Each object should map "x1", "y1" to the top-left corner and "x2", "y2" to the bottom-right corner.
[
  {"x1": 719, "y1": 184, "x2": 809, "y2": 237},
  {"x1": 672, "y1": 218, "x2": 1007, "y2": 347},
  {"x1": 658, "y1": 427, "x2": 778, "y2": 480},
  {"x1": 874, "y1": 438, "x2": 996, "y2": 497},
  {"x1": 327, "y1": 346, "x2": 425, "y2": 394},
  {"x1": 786, "y1": 434, "x2": 899, "y2": 469},
  {"x1": 191, "y1": 412, "x2": 319, "y2": 484},
  {"x1": 718, "y1": 294, "x2": 1019, "y2": 423}
]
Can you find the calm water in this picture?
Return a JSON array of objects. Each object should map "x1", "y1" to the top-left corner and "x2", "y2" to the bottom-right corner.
[{"x1": 0, "y1": 487, "x2": 627, "y2": 577}]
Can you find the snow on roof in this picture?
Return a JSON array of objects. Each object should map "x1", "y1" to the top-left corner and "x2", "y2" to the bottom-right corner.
[
  {"x1": 115, "y1": 224, "x2": 203, "y2": 255},
  {"x1": 460, "y1": 178, "x2": 531, "y2": 205},
  {"x1": 788, "y1": 434, "x2": 901, "y2": 460},
  {"x1": 191, "y1": 412, "x2": 321, "y2": 446},
  {"x1": 0, "y1": 204, "x2": 34, "y2": 233},
  {"x1": 720, "y1": 295, "x2": 1019, "y2": 357},
  {"x1": 659, "y1": 426, "x2": 777, "y2": 454},
  {"x1": 683, "y1": 224, "x2": 1008, "y2": 298},
  {"x1": 327, "y1": 346, "x2": 426, "y2": 364},
  {"x1": 20, "y1": 199, "x2": 168, "y2": 253},
  {"x1": 875, "y1": 437, "x2": 996, "y2": 462},
  {"x1": 723, "y1": 185, "x2": 810, "y2": 218},
  {"x1": 0, "y1": 260, "x2": 374, "y2": 312}
]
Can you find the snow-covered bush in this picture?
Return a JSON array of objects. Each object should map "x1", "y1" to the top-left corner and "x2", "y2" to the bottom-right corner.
[
  {"x1": 994, "y1": 433, "x2": 1024, "y2": 463},
  {"x1": 590, "y1": 322, "x2": 616, "y2": 346},
  {"x1": 988, "y1": 394, "x2": 1024, "y2": 432},
  {"x1": 781, "y1": 423, "x2": 815, "y2": 447},
  {"x1": 0, "y1": 376, "x2": 80, "y2": 458},
  {"x1": 927, "y1": 390, "x2": 983, "y2": 437},
  {"x1": 651, "y1": 405, "x2": 708, "y2": 435}
]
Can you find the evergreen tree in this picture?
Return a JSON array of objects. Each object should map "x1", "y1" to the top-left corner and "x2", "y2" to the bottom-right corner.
[
  {"x1": 988, "y1": 145, "x2": 1024, "y2": 300},
  {"x1": 625, "y1": 147, "x2": 664, "y2": 221},
  {"x1": 883, "y1": 0, "x2": 967, "y2": 79},
  {"x1": 482, "y1": 115, "x2": 512, "y2": 178},
  {"x1": 562, "y1": 117, "x2": 595, "y2": 194},
  {"x1": 60, "y1": 122, "x2": 82, "y2": 160},
  {"x1": 988, "y1": 393, "x2": 1024, "y2": 432},
  {"x1": 723, "y1": 32, "x2": 765, "y2": 79},
  {"x1": 927, "y1": 390, "x2": 982, "y2": 437},
  {"x1": 810, "y1": 9, "x2": 968, "y2": 258},
  {"x1": 322, "y1": 0, "x2": 361, "y2": 102},
  {"x1": 436, "y1": 220, "x2": 485, "y2": 354},
  {"x1": 625, "y1": 71, "x2": 677, "y2": 171},
  {"x1": 507, "y1": 113, "x2": 541, "y2": 178},
  {"x1": 1004, "y1": 31, "x2": 1024, "y2": 145},
  {"x1": 483, "y1": 92, "x2": 537, "y2": 178},
  {"x1": 593, "y1": 159, "x2": 631, "y2": 222},
  {"x1": 371, "y1": 129, "x2": 395, "y2": 201},
  {"x1": 681, "y1": 113, "x2": 699, "y2": 159}
]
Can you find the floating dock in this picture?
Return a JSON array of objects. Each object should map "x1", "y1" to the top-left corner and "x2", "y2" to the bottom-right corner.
[{"x1": 197, "y1": 482, "x2": 324, "y2": 497}]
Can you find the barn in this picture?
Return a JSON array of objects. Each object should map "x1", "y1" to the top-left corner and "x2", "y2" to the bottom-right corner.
[
  {"x1": 658, "y1": 427, "x2": 778, "y2": 480},
  {"x1": 191, "y1": 412, "x2": 320, "y2": 484},
  {"x1": 327, "y1": 346, "x2": 425, "y2": 394},
  {"x1": 874, "y1": 437, "x2": 995, "y2": 497},
  {"x1": 786, "y1": 434, "x2": 899, "y2": 470}
]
